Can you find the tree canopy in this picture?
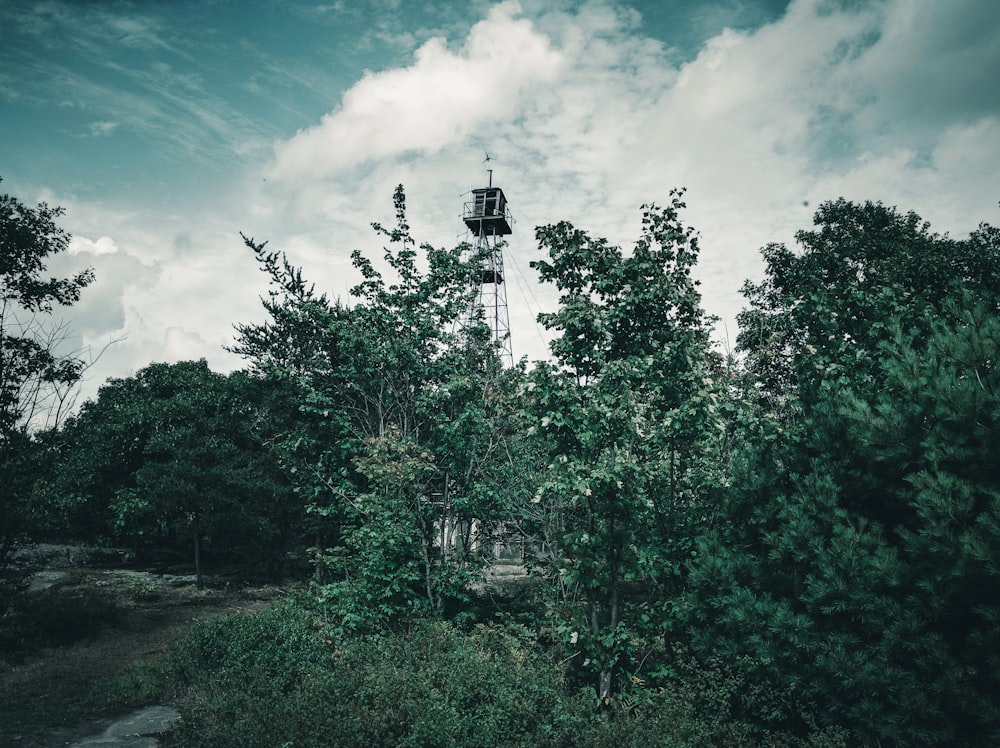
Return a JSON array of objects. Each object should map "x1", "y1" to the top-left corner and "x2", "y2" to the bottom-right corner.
[
  {"x1": 691, "y1": 198, "x2": 1000, "y2": 744},
  {"x1": 1, "y1": 179, "x2": 93, "y2": 582},
  {"x1": 233, "y1": 186, "x2": 523, "y2": 630},
  {"x1": 525, "y1": 190, "x2": 725, "y2": 704},
  {"x1": 52, "y1": 360, "x2": 298, "y2": 582}
]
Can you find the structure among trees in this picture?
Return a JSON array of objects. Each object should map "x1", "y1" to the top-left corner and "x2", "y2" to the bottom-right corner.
[{"x1": 463, "y1": 165, "x2": 513, "y2": 368}]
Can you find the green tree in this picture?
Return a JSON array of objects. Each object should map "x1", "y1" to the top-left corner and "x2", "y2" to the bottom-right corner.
[
  {"x1": 737, "y1": 198, "x2": 1000, "y2": 416},
  {"x1": 55, "y1": 360, "x2": 296, "y2": 583},
  {"x1": 234, "y1": 186, "x2": 520, "y2": 630},
  {"x1": 525, "y1": 190, "x2": 723, "y2": 705},
  {"x1": 1, "y1": 179, "x2": 93, "y2": 581},
  {"x1": 690, "y1": 200, "x2": 1000, "y2": 744}
]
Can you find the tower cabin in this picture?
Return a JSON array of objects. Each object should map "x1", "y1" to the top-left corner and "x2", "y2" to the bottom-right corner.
[{"x1": 463, "y1": 187, "x2": 512, "y2": 237}]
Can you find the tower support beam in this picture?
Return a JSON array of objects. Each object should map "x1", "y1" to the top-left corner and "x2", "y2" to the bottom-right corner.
[{"x1": 472, "y1": 229, "x2": 513, "y2": 368}]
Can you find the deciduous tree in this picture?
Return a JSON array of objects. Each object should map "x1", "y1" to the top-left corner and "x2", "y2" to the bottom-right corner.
[
  {"x1": 55, "y1": 360, "x2": 296, "y2": 583},
  {"x1": 235, "y1": 186, "x2": 521, "y2": 629},
  {"x1": 0, "y1": 179, "x2": 93, "y2": 580},
  {"x1": 526, "y1": 190, "x2": 723, "y2": 705}
]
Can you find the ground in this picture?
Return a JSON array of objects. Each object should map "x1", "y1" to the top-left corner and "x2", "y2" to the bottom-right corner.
[{"x1": 1, "y1": 553, "x2": 293, "y2": 748}]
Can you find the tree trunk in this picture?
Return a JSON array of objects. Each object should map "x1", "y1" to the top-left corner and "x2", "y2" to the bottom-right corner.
[
  {"x1": 598, "y1": 669, "x2": 613, "y2": 707},
  {"x1": 591, "y1": 523, "x2": 622, "y2": 711},
  {"x1": 193, "y1": 517, "x2": 203, "y2": 589},
  {"x1": 604, "y1": 551, "x2": 620, "y2": 706},
  {"x1": 588, "y1": 589, "x2": 613, "y2": 708},
  {"x1": 440, "y1": 471, "x2": 451, "y2": 562},
  {"x1": 418, "y1": 513, "x2": 438, "y2": 613}
]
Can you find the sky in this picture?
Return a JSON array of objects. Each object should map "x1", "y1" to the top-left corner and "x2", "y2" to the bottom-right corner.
[{"x1": 2, "y1": 0, "x2": 999, "y2": 407}]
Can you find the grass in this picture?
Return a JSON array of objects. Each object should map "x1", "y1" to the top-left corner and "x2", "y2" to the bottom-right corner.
[
  {"x1": 0, "y1": 572, "x2": 287, "y2": 747},
  {"x1": 1, "y1": 574, "x2": 848, "y2": 748},
  {"x1": 1, "y1": 587, "x2": 121, "y2": 661}
]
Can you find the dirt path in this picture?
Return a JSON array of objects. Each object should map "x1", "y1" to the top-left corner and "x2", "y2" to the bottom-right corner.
[{"x1": 1, "y1": 568, "x2": 291, "y2": 748}]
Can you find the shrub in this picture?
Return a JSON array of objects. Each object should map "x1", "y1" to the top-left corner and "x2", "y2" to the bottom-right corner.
[
  {"x1": 146, "y1": 599, "x2": 844, "y2": 747},
  {"x1": 0, "y1": 589, "x2": 119, "y2": 660}
]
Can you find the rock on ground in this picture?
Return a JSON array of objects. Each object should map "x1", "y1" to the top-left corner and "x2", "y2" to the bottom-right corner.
[
  {"x1": 69, "y1": 706, "x2": 180, "y2": 747},
  {"x1": 27, "y1": 570, "x2": 73, "y2": 592}
]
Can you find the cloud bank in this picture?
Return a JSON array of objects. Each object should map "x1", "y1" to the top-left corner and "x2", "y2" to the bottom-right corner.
[
  {"x1": 261, "y1": 0, "x2": 1000, "y2": 356},
  {"x1": 9, "y1": 0, "x2": 998, "y2": 406}
]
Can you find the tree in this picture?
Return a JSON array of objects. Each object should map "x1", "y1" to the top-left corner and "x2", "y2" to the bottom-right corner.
[
  {"x1": 525, "y1": 190, "x2": 723, "y2": 705},
  {"x1": 689, "y1": 200, "x2": 1000, "y2": 744},
  {"x1": 737, "y1": 198, "x2": 1000, "y2": 416},
  {"x1": 55, "y1": 360, "x2": 297, "y2": 584},
  {"x1": 234, "y1": 186, "x2": 521, "y2": 630},
  {"x1": 1, "y1": 178, "x2": 93, "y2": 581}
]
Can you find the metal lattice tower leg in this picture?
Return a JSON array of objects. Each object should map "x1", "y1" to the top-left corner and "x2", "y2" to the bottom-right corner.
[{"x1": 473, "y1": 229, "x2": 513, "y2": 368}]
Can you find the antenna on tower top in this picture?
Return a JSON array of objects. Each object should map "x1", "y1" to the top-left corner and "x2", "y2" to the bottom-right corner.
[{"x1": 483, "y1": 150, "x2": 493, "y2": 187}]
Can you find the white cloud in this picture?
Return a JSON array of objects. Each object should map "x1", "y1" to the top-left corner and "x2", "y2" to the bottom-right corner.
[
  {"x1": 271, "y1": 0, "x2": 562, "y2": 179},
  {"x1": 69, "y1": 235, "x2": 118, "y2": 255},
  {"x1": 811, "y1": 117, "x2": 1000, "y2": 234},
  {"x1": 164, "y1": 326, "x2": 209, "y2": 360},
  {"x1": 87, "y1": 120, "x2": 119, "y2": 137},
  {"x1": 39, "y1": 194, "x2": 266, "y2": 406},
  {"x1": 20, "y1": 0, "x2": 1000, "y2": 409},
  {"x1": 255, "y1": 0, "x2": 999, "y2": 365}
]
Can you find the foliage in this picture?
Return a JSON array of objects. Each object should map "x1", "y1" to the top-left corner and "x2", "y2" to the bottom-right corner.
[
  {"x1": 524, "y1": 189, "x2": 725, "y2": 704},
  {"x1": 52, "y1": 360, "x2": 297, "y2": 581},
  {"x1": 691, "y1": 200, "x2": 1000, "y2": 745},
  {"x1": 12, "y1": 183, "x2": 999, "y2": 745},
  {"x1": 1, "y1": 178, "x2": 94, "y2": 585},
  {"x1": 0, "y1": 178, "x2": 94, "y2": 435},
  {"x1": 0, "y1": 586, "x2": 119, "y2": 663},
  {"x1": 234, "y1": 186, "x2": 523, "y2": 631},
  {"x1": 737, "y1": 197, "x2": 1000, "y2": 415},
  {"x1": 133, "y1": 599, "x2": 840, "y2": 748}
]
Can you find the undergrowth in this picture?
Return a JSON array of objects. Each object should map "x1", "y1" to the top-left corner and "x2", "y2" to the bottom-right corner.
[
  {"x1": 120, "y1": 597, "x2": 847, "y2": 748},
  {"x1": 0, "y1": 588, "x2": 120, "y2": 663}
]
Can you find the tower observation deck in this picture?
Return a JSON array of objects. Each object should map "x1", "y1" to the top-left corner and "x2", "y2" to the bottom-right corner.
[{"x1": 464, "y1": 187, "x2": 513, "y2": 237}]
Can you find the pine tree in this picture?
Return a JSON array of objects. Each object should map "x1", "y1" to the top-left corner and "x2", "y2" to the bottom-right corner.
[{"x1": 690, "y1": 200, "x2": 1000, "y2": 744}]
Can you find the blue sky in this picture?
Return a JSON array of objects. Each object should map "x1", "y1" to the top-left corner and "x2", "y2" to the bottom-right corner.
[{"x1": 2, "y1": 0, "x2": 999, "y2": 405}]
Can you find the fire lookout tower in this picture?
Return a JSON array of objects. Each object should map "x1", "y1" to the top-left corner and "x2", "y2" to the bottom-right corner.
[{"x1": 463, "y1": 170, "x2": 513, "y2": 367}]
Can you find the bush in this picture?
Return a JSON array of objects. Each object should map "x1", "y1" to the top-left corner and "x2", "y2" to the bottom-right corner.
[
  {"x1": 161, "y1": 604, "x2": 587, "y2": 747},
  {"x1": 142, "y1": 599, "x2": 843, "y2": 748},
  {"x1": 0, "y1": 588, "x2": 119, "y2": 661}
]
